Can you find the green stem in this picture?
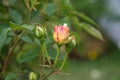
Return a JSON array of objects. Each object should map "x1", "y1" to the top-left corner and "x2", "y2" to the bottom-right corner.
[
  {"x1": 42, "y1": 43, "x2": 51, "y2": 65},
  {"x1": 53, "y1": 46, "x2": 60, "y2": 67},
  {"x1": 0, "y1": 30, "x2": 25, "y2": 77},
  {"x1": 27, "y1": 8, "x2": 32, "y2": 23},
  {"x1": 41, "y1": 69, "x2": 54, "y2": 80},
  {"x1": 59, "y1": 51, "x2": 68, "y2": 71},
  {"x1": 41, "y1": 46, "x2": 45, "y2": 78}
]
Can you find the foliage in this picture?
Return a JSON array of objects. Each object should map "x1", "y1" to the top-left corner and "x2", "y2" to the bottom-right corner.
[{"x1": 0, "y1": 0, "x2": 103, "y2": 80}]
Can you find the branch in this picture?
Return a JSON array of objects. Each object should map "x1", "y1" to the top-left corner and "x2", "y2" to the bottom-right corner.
[
  {"x1": 0, "y1": 30, "x2": 25, "y2": 77},
  {"x1": 41, "y1": 69, "x2": 54, "y2": 80}
]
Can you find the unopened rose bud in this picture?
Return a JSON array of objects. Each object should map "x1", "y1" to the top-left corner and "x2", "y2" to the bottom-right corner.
[
  {"x1": 34, "y1": 25, "x2": 47, "y2": 42},
  {"x1": 69, "y1": 36, "x2": 76, "y2": 47},
  {"x1": 29, "y1": 72, "x2": 37, "y2": 80},
  {"x1": 53, "y1": 23, "x2": 69, "y2": 45},
  {"x1": 66, "y1": 36, "x2": 76, "y2": 52}
]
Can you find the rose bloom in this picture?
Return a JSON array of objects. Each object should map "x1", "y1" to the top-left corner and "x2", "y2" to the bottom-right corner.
[{"x1": 53, "y1": 23, "x2": 69, "y2": 45}]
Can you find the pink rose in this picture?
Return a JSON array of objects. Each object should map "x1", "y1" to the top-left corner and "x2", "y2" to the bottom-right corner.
[{"x1": 53, "y1": 23, "x2": 69, "y2": 45}]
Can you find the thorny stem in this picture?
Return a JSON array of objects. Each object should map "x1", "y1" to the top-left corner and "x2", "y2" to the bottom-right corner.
[{"x1": 53, "y1": 46, "x2": 60, "y2": 67}]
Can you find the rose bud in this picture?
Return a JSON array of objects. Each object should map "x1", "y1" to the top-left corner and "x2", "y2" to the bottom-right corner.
[
  {"x1": 34, "y1": 25, "x2": 47, "y2": 42},
  {"x1": 66, "y1": 36, "x2": 76, "y2": 52},
  {"x1": 29, "y1": 72, "x2": 37, "y2": 80},
  {"x1": 53, "y1": 23, "x2": 69, "y2": 45}
]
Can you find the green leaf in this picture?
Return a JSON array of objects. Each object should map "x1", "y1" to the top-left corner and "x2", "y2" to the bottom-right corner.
[
  {"x1": 4, "y1": 37, "x2": 12, "y2": 45},
  {"x1": 18, "y1": 49, "x2": 39, "y2": 63},
  {"x1": 0, "y1": 28, "x2": 11, "y2": 52},
  {"x1": 0, "y1": 23, "x2": 9, "y2": 31},
  {"x1": 56, "y1": 0, "x2": 74, "y2": 11},
  {"x1": 5, "y1": 73, "x2": 17, "y2": 80},
  {"x1": 10, "y1": 22, "x2": 24, "y2": 30},
  {"x1": 46, "y1": 44, "x2": 57, "y2": 60},
  {"x1": 70, "y1": 16, "x2": 82, "y2": 31},
  {"x1": 9, "y1": 8, "x2": 22, "y2": 24},
  {"x1": 80, "y1": 23, "x2": 104, "y2": 40},
  {"x1": 60, "y1": 17, "x2": 71, "y2": 29},
  {"x1": 8, "y1": 0, "x2": 17, "y2": 5},
  {"x1": 21, "y1": 24, "x2": 34, "y2": 31},
  {"x1": 34, "y1": 38, "x2": 41, "y2": 46},
  {"x1": 10, "y1": 22, "x2": 35, "y2": 30},
  {"x1": 31, "y1": 11, "x2": 40, "y2": 21},
  {"x1": 46, "y1": 3, "x2": 56, "y2": 16},
  {"x1": 46, "y1": 43, "x2": 64, "y2": 60},
  {"x1": 74, "y1": 12, "x2": 98, "y2": 27},
  {"x1": 21, "y1": 36, "x2": 33, "y2": 43}
]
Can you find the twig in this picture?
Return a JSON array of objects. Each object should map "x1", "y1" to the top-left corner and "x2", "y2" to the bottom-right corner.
[
  {"x1": 53, "y1": 46, "x2": 60, "y2": 67},
  {"x1": 0, "y1": 0, "x2": 32, "y2": 77},
  {"x1": 41, "y1": 69, "x2": 70, "y2": 80},
  {"x1": 39, "y1": 64, "x2": 51, "y2": 68},
  {"x1": 27, "y1": 8, "x2": 32, "y2": 23},
  {"x1": 42, "y1": 43, "x2": 52, "y2": 65},
  {"x1": 0, "y1": 30, "x2": 25, "y2": 77},
  {"x1": 59, "y1": 51, "x2": 68, "y2": 70},
  {"x1": 41, "y1": 53, "x2": 45, "y2": 79},
  {"x1": 54, "y1": 71, "x2": 70, "y2": 75},
  {"x1": 41, "y1": 69, "x2": 54, "y2": 80}
]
